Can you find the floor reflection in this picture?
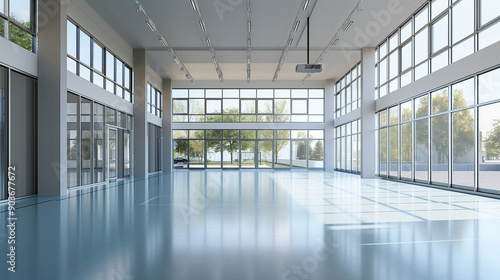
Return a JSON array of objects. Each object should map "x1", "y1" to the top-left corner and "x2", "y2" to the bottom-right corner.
[{"x1": 1, "y1": 171, "x2": 500, "y2": 279}]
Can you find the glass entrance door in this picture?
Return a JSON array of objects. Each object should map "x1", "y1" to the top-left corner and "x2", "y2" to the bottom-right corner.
[{"x1": 108, "y1": 128, "x2": 117, "y2": 179}]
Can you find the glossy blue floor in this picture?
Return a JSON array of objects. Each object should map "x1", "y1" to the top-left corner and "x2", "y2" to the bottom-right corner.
[{"x1": 2, "y1": 171, "x2": 500, "y2": 280}]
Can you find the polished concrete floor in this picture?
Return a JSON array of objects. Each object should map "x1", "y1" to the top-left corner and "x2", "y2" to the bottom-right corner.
[{"x1": 2, "y1": 171, "x2": 500, "y2": 280}]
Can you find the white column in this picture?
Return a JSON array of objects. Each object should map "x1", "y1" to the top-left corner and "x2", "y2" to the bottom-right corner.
[
  {"x1": 37, "y1": 0, "x2": 68, "y2": 196},
  {"x1": 324, "y1": 79, "x2": 336, "y2": 172},
  {"x1": 133, "y1": 49, "x2": 148, "y2": 178},
  {"x1": 360, "y1": 47, "x2": 376, "y2": 178},
  {"x1": 162, "y1": 79, "x2": 172, "y2": 172}
]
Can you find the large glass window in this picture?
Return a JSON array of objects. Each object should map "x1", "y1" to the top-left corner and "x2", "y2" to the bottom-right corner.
[
  {"x1": 67, "y1": 19, "x2": 133, "y2": 103},
  {"x1": 335, "y1": 120, "x2": 360, "y2": 173},
  {"x1": 375, "y1": 0, "x2": 500, "y2": 99},
  {"x1": 172, "y1": 129, "x2": 324, "y2": 169},
  {"x1": 147, "y1": 83, "x2": 162, "y2": 118},
  {"x1": 479, "y1": 102, "x2": 500, "y2": 192},
  {"x1": 336, "y1": 64, "x2": 361, "y2": 117},
  {"x1": 172, "y1": 88, "x2": 324, "y2": 123}
]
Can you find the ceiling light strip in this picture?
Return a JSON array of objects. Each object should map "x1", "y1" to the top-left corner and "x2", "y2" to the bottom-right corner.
[
  {"x1": 188, "y1": 0, "x2": 224, "y2": 82},
  {"x1": 273, "y1": 0, "x2": 315, "y2": 82},
  {"x1": 134, "y1": 0, "x2": 193, "y2": 82},
  {"x1": 246, "y1": 0, "x2": 252, "y2": 82},
  {"x1": 301, "y1": 0, "x2": 364, "y2": 83}
]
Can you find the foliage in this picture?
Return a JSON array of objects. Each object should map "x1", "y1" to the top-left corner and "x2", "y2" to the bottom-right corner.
[
  {"x1": 296, "y1": 141, "x2": 307, "y2": 160},
  {"x1": 9, "y1": 18, "x2": 33, "y2": 51},
  {"x1": 485, "y1": 119, "x2": 500, "y2": 159},
  {"x1": 310, "y1": 141, "x2": 323, "y2": 161},
  {"x1": 413, "y1": 89, "x2": 474, "y2": 164}
]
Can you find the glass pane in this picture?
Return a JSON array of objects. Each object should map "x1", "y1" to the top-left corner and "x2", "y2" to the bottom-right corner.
[
  {"x1": 207, "y1": 99, "x2": 222, "y2": 114},
  {"x1": 291, "y1": 89, "x2": 307, "y2": 98},
  {"x1": 401, "y1": 42, "x2": 412, "y2": 71},
  {"x1": 241, "y1": 141, "x2": 256, "y2": 168},
  {"x1": 416, "y1": 119, "x2": 429, "y2": 181},
  {"x1": 109, "y1": 129, "x2": 117, "y2": 178},
  {"x1": 93, "y1": 103, "x2": 105, "y2": 183},
  {"x1": 240, "y1": 89, "x2": 256, "y2": 98},
  {"x1": 309, "y1": 99, "x2": 323, "y2": 115},
  {"x1": 189, "y1": 140, "x2": 205, "y2": 168},
  {"x1": 67, "y1": 21, "x2": 77, "y2": 58},
  {"x1": 106, "y1": 51, "x2": 114, "y2": 80},
  {"x1": 479, "y1": 102, "x2": 500, "y2": 192},
  {"x1": 389, "y1": 50, "x2": 399, "y2": 79},
  {"x1": 223, "y1": 99, "x2": 239, "y2": 114},
  {"x1": 116, "y1": 60, "x2": 123, "y2": 86},
  {"x1": 452, "y1": 0, "x2": 474, "y2": 44},
  {"x1": 452, "y1": 108, "x2": 475, "y2": 188},
  {"x1": 431, "y1": 114, "x2": 449, "y2": 184},
  {"x1": 431, "y1": 0, "x2": 448, "y2": 19},
  {"x1": 432, "y1": 88, "x2": 449, "y2": 114},
  {"x1": 241, "y1": 100, "x2": 255, "y2": 113},
  {"x1": 258, "y1": 130, "x2": 273, "y2": 139},
  {"x1": 478, "y1": 68, "x2": 500, "y2": 104},
  {"x1": 452, "y1": 36, "x2": 474, "y2": 62},
  {"x1": 401, "y1": 122, "x2": 412, "y2": 179},
  {"x1": 401, "y1": 20, "x2": 412, "y2": 42},
  {"x1": 258, "y1": 100, "x2": 273, "y2": 114},
  {"x1": 67, "y1": 93, "x2": 79, "y2": 187},
  {"x1": 401, "y1": 100, "x2": 413, "y2": 121},
  {"x1": 292, "y1": 100, "x2": 307, "y2": 114},
  {"x1": 9, "y1": 23, "x2": 33, "y2": 51},
  {"x1": 10, "y1": 0, "x2": 31, "y2": 24},
  {"x1": 292, "y1": 141, "x2": 307, "y2": 168},
  {"x1": 309, "y1": 140, "x2": 324, "y2": 168},
  {"x1": 480, "y1": 0, "x2": 500, "y2": 26},
  {"x1": 257, "y1": 141, "x2": 273, "y2": 168},
  {"x1": 79, "y1": 30, "x2": 91, "y2": 66},
  {"x1": 274, "y1": 140, "x2": 290, "y2": 168},
  {"x1": 173, "y1": 130, "x2": 188, "y2": 139},
  {"x1": 415, "y1": 28, "x2": 429, "y2": 64},
  {"x1": 479, "y1": 21, "x2": 500, "y2": 50},
  {"x1": 257, "y1": 89, "x2": 273, "y2": 98},
  {"x1": 431, "y1": 50, "x2": 448, "y2": 72},
  {"x1": 380, "y1": 109, "x2": 388, "y2": 127},
  {"x1": 173, "y1": 100, "x2": 188, "y2": 114},
  {"x1": 389, "y1": 106, "x2": 399, "y2": 125},
  {"x1": 172, "y1": 89, "x2": 188, "y2": 98},
  {"x1": 275, "y1": 99, "x2": 290, "y2": 114},
  {"x1": 207, "y1": 141, "x2": 222, "y2": 168},
  {"x1": 415, "y1": 6, "x2": 429, "y2": 31},
  {"x1": 416, "y1": 95, "x2": 429, "y2": 118},
  {"x1": 241, "y1": 130, "x2": 256, "y2": 139},
  {"x1": 81, "y1": 98, "x2": 92, "y2": 185},
  {"x1": 379, "y1": 128, "x2": 387, "y2": 176},
  {"x1": 379, "y1": 58, "x2": 387, "y2": 84},
  {"x1": 389, "y1": 126, "x2": 399, "y2": 177},
  {"x1": 189, "y1": 99, "x2": 204, "y2": 114},
  {"x1": 173, "y1": 140, "x2": 188, "y2": 169},
  {"x1": 452, "y1": 78, "x2": 474, "y2": 109},
  {"x1": 206, "y1": 89, "x2": 222, "y2": 98}
]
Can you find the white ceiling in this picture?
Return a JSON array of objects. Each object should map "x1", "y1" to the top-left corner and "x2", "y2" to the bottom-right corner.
[{"x1": 85, "y1": 0, "x2": 426, "y2": 82}]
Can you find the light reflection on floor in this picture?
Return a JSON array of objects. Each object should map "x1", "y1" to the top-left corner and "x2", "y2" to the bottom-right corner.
[{"x1": 1, "y1": 171, "x2": 500, "y2": 280}]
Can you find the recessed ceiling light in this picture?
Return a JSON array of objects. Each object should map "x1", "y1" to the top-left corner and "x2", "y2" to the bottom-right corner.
[
  {"x1": 293, "y1": 21, "x2": 300, "y2": 32},
  {"x1": 247, "y1": 21, "x2": 251, "y2": 33},
  {"x1": 190, "y1": 0, "x2": 198, "y2": 11},
  {"x1": 199, "y1": 21, "x2": 206, "y2": 32},
  {"x1": 288, "y1": 38, "x2": 293, "y2": 46},
  {"x1": 145, "y1": 19, "x2": 155, "y2": 32},
  {"x1": 303, "y1": 0, "x2": 310, "y2": 10}
]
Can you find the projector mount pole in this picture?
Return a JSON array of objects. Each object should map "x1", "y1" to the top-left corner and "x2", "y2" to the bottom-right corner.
[{"x1": 307, "y1": 17, "x2": 310, "y2": 64}]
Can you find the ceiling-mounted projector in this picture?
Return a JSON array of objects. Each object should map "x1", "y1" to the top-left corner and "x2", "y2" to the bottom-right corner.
[
  {"x1": 296, "y1": 64, "x2": 322, "y2": 73},
  {"x1": 296, "y1": 17, "x2": 322, "y2": 74}
]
